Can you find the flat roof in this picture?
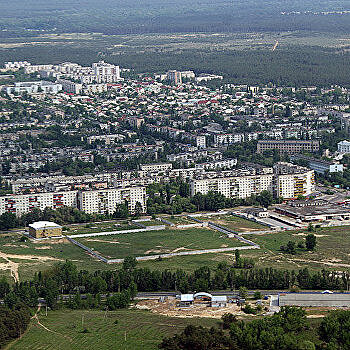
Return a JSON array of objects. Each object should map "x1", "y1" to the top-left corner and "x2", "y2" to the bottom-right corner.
[
  {"x1": 276, "y1": 204, "x2": 350, "y2": 218},
  {"x1": 28, "y1": 221, "x2": 62, "y2": 229},
  {"x1": 180, "y1": 294, "x2": 194, "y2": 302}
]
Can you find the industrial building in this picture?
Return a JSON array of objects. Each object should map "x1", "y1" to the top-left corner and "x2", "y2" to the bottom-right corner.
[
  {"x1": 28, "y1": 221, "x2": 62, "y2": 239},
  {"x1": 275, "y1": 200, "x2": 350, "y2": 222},
  {"x1": 178, "y1": 292, "x2": 227, "y2": 308},
  {"x1": 279, "y1": 292, "x2": 350, "y2": 307}
]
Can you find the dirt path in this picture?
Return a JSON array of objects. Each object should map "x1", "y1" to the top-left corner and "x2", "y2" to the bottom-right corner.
[
  {"x1": 0, "y1": 250, "x2": 63, "y2": 283},
  {"x1": 31, "y1": 305, "x2": 72, "y2": 342}
]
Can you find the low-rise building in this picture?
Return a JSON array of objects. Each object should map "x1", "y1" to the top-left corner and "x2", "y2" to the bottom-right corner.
[{"x1": 28, "y1": 221, "x2": 62, "y2": 238}]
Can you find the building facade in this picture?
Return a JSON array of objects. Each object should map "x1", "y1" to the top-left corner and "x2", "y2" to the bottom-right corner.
[{"x1": 257, "y1": 140, "x2": 320, "y2": 154}]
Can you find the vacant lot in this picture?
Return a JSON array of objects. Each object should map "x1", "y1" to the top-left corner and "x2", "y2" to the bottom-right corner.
[
  {"x1": 243, "y1": 225, "x2": 350, "y2": 271},
  {"x1": 199, "y1": 214, "x2": 268, "y2": 232},
  {"x1": 76, "y1": 227, "x2": 246, "y2": 259},
  {"x1": 7, "y1": 308, "x2": 218, "y2": 350},
  {"x1": 0, "y1": 233, "x2": 113, "y2": 282},
  {"x1": 161, "y1": 215, "x2": 196, "y2": 225}
]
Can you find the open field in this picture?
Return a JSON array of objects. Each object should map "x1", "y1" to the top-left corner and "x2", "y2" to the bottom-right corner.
[
  {"x1": 65, "y1": 220, "x2": 140, "y2": 235},
  {"x1": 242, "y1": 225, "x2": 350, "y2": 271},
  {"x1": 6, "y1": 307, "x2": 325, "y2": 350},
  {"x1": 75, "y1": 227, "x2": 246, "y2": 259},
  {"x1": 0, "y1": 233, "x2": 113, "y2": 282},
  {"x1": 6, "y1": 308, "x2": 219, "y2": 350},
  {"x1": 137, "y1": 220, "x2": 163, "y2": 227},
  {"x1": 199, "y1": 214, "x2": 268, "y2": 232},
  {"x1": 161, "y1": 215, "x2": 196, "y2": 225}
]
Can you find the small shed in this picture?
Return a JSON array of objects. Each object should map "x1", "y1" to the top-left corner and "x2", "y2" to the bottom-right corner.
[
  {"x1": 28, "y1": 221, "x2": 62, "y2": 238},
  {"x1": 179, "y1": 294, "x2": 194, "y2": 307},
  {"x1": 211, "y1": 295, "x2": 227, "y2": 308}
]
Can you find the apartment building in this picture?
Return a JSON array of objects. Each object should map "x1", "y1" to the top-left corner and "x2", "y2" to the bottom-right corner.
[
  {"x1": 338, "y1": 140, "x2": 350, "y2": 154},
  {"x1": 0, "y1": 191, "x2": 78, "y2": 216},
  {"x1": 274, "y1": 163, "x2": 315, "y2": 199},
  {"x1": 190, "y1": 173, "x2": 274, "y2": 199},
  {"x1": 57, "y1": 79, "x2": 83, "y2": 94},
  {"x1": 0, "y1": 185, "x2": 146, "y2": 216},
  {"x1": 167, "y1": 70, "x2": 182, "y2": 85},
  {"x1": 78, "y1": 187, "x2": 146, "y2": 214},
  {"x1": 257, "y1": 140, "x2": 320, "y2": 154},
  {"x1": 2, "y1": 81, "x2": 62, "y2": 94},
  {"x1": 190, "y1": 162, "x2": 315, "y2": 200},
  {"x1": 140, "y1": 163, "x2": 173, "y2": 172}
]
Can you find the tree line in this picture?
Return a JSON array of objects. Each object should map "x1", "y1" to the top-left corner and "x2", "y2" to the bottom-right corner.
[
  {"x1": 1, "y1": 260, "x2": 350, "y2": 312},
  {"x1": 159, "y1": 306, "x2": 350, "y2": 349}
]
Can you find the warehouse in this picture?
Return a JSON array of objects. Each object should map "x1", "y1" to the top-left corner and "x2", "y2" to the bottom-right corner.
[
  {"x1": 28, "y1": 221, "x2": 62, "y2": 239},
  {"x1": 279, "y1": 292, "x2": 350, "y2": 307},
  {"x1": 275, "y1": 202, "x2": 350, "y2": 222}
]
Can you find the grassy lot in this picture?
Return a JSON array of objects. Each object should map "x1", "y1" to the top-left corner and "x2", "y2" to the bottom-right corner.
[
  {"x1": 135, "y1": 220, "x2": 163, "y2": 227},
  {"x1": 0, "y1": 233, "x2": 114, "y2": 282},
  {"x1": 242, "y1": 225, "x2": 350, "y2": 271},
  {"x1": 76, "y1": 227, "x2": 246, "y2": 259},
  {"x1": 6, "y1": 308, "x2": 324, "y2": 350},
  {"x1": 161, "y1": 216, "x2": 196, "y2": 225},
  {"x1": 65, "y1": 220, "x2": 140, "y2": 235},
  {"x1": 200, "y1": 215, "x2": 268, "y2": 232},
  {"x1": 7, "y1": 309, "x2": 219, "y2": 350}
]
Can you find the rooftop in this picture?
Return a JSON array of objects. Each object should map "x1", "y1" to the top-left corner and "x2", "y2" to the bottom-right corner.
[{"x1": 28, "y1": 221, "x2": 62, "y2": 229}]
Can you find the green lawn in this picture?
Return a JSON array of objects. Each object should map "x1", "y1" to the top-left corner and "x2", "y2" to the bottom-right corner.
[
  {"x1": 242, "y1": 225, "x2": 350, "y2": 271},
  {"x1": 0, "y1": 233, "x2": 114, "y2": 282},
  {"x1": 135, "y1": 220, "x2": 163, "y2": 227},
  {"x1": 200, "y1": 215, "x2": 268, "y2": 232},
  {"x1": 161, "y1": 216, "x2": 196, "y2": 225},
  {"x1": 7, "y1": 309, "x2": 219, "y2": 350},
  {"x1": 76, "y1": 227, "x2": 246, "y2": 259},
  {"x1": 65, "y1": 220, "x2": 140, "y2": 235}
]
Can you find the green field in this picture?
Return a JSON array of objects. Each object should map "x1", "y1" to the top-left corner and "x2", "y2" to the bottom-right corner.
[
  {"x1": 242, "y1": 225, "x2": 350, "y2": 271},
  {"x1": 7, "y1": 308, "x2": 219, "y2": 350},
  {"x1": 135, "y1": 220, "x2": 163, "y2": 227},
  {"x1": 199, "y1": 214, "x2": 268, "y2": 232},
  {"x1": 0, "y1": 233, "x2": 114, "y2": 282},
  {"x1": 161, "y1": 216, "x2": 196, "y2": 225},
  {"x1": 76, "y1": 227, "x2": 246, "y2": 259},
  {"x1": 65, "y1": 220, "x2": 140, "y2": 235}
]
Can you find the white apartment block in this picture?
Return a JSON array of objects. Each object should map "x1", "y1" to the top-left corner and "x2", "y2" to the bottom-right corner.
[
  {"x1": 276, "y1": 171, "x2": 315, "y2": 199},
  {"x1": 196, "y1": 135, "x2": 206, "y2": 148},
  {"x1": 24, "y1": 64, "x2": 53, "y2": 74},
  {"x1": 2, "y1": 81, "x2": 62, "y2": 94},
  {"x1": 214, "y1": 133, "x2": 245, "y2": 145},
  {"x1": 78, "y1": 187, "x2": 146, "y2": 215},
  {"x1": 140, "y1": 163, "x2": 173, "y2": 172},
  {"x1": 190, "y1": 162, "x2": 315, "y2": 200},
  {"x1": 190, "y1": 174, "x2": 274, "y2": 199},
  {"x1": 0, "y1": 191, "x2": 78, "y2": 216},
  {"x1": 195, "y1": 159, "x2": 237, "y2": 171},
  {"x1": 338, "y1": 140, "x2": 350, "y2": 153},
  {"x1": 57, "y1": 79, "x2": 83, "y2": 94}
]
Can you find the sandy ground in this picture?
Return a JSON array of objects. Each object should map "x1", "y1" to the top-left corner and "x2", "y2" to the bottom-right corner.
[{"x1": 135, "y1": 297, "x2": 261, "y2": 319}]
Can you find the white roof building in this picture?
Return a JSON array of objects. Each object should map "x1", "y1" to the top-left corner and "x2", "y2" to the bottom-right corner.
[{"x1": 28, "y1": 221, "x2": 62, "y2": 230}]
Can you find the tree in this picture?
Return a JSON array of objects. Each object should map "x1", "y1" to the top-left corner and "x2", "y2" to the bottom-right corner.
[
  {"x1": 134, "y1": 201, "x2": 143, "y2": 218},
  {"x1": 123, "y1": 256, "x2": 138, "y2": 270},
  {"x1": 306, "y1": 234, "x2": 317, "y2": 251}
]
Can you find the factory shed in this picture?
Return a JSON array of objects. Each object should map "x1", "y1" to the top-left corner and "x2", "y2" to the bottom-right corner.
[
  {"x1": 211, "y1": 296, "x2": 227, "y2": 308},
  {"x1": 279, "y1": 292, "x2": 350, "y2": 307}
]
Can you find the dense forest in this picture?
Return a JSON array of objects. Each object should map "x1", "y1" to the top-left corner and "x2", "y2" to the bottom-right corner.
[
  {"x1": 0, "y1": 0, "x2": 350, "y2": 35},
  {"x1": 2, "y1": 44, "x2": 350, "y2": 87}
]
